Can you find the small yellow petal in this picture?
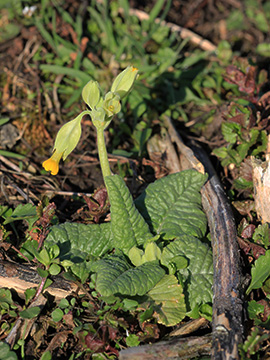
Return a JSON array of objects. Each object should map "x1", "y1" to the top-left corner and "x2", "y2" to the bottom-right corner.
[{"x1": 42, "y1": 158, "x2": 59, "y2": 175}]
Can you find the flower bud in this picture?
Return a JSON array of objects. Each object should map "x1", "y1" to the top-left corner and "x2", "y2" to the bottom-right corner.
[
  {"x1": 111, "y1": 66, "x2": 139, "y2": 99},
  {"x1": 42, "y1": 112, "x2": 85, "y2": 175},
  {"x1": 82, "y1": 80, "x2": 101, "y2": 109},
  {"x1": 102, "y1": 92, "x2": 121, "y2": 117},
  {"x1": 91, "y1": 107, "x2": 106, "y2": 123}
]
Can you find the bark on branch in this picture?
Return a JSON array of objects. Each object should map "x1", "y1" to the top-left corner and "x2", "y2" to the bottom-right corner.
[
  {"x1": 166, "y1": 117, "x2": 244, "y2": 359},
  {"x1": 0, "y1": 260, "x2": 80, "y2": 300}
]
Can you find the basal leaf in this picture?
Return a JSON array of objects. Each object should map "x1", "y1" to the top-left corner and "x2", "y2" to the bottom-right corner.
[
  {"x1": 135, "y1": 170, "x2": 207, "y2": 239},
  {"x1": 147, "y1": 274, "x2": 186, "y2": 326},
  {"x1": 45, "y1": 222, "x2": 113, "y2": 263},
  {"x1": 91, "y1": 254, "x2": 131, "y2": 296},
  {"x1": 161, "y1": 235, "x2": 213, "y2": 311},
  {"x1": 246, "y1": 250, "x2": 270, "y2": 295},
  {"x1": 93, "y1": 255, "x2": 165, "y2": 297},
  {"x1": 105, "y1": 175, "x2": 153, "y2": 253}
]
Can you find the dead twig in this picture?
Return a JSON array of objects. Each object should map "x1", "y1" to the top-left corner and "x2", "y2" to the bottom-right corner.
[
  {"x1": 165, "y1": 116, "x2": 243, "y2": 359},
  {"x1": 119, "y1": 333, "x2": 212, "y2": 360},
  {"x1": 0, "y1": 260, "x2": 81, "y2": 300}
]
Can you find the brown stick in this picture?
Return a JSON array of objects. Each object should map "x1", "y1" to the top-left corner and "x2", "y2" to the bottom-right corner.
[
  {"x1": 119, "y1": 119, "x2": 243, "y2": 359},
  {"x1": 165, "y1": 117, "x2": 243, "y2": 359},
  {"x1": 193, "y1": 145, "x2": 243, "y2": 359},
  {"x1": 0, "y1": 260, "x2": 80, "y2": 300},
  {"x1": 119, "y1": 334, "x2": 212, "y2": 360}
]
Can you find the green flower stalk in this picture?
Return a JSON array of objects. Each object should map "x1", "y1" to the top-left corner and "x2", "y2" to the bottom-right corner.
[{"x1": 42, "y1": 66, "x2": 139, "y2": 179}]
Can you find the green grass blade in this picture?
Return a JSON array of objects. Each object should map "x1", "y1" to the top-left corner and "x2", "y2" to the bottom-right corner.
[
  {"x1": 35, "y1": 18, "x2": 57, "y2": 53},
  {"x1": 118, "y1": 0, "x2": 130, "y2": 18},
  {"x1": 0, "y1": 150, "x2": 25, "y2": 159},
  {"x1": 0, "y1": 118, "x2": 10, "y2": 126},
  {"x1": 147, "y1": 0, "x2": 172, "y2": 43},
  {"x1": 63, "y1": 88, "x2": 83, "y2": 108},
  {"x1": 40, "y1": 65, "x2": 93, "y2": 82},
  {"x1": 88, "y1": 6, "x2": 118, "y2": 53},
  {"x1": 149, "y1": 0, "x2": 167, "y2": 24}
]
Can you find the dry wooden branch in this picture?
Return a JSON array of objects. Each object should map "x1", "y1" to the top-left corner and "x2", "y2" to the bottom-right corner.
[
  {"x1": 165, "y1": 117, "x2": 244, "y2": 359},
  {"x1": 119, "y1": 334, "x2": 212, "y2": 360},
  {"x1": 0, "y1": 260, "x2": 80, "y2": 300},
  {"x1": 119, "y1": 119, "x2": 243, "y2": 359}
]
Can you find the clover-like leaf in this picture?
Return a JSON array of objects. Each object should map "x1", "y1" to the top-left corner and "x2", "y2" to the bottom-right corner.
[
  {"x1": 135, "y1": 170, "x2": 207, "y2": 239},
  {"x1": 105, "y1": 175, "x2": 153, "y2": 253}
]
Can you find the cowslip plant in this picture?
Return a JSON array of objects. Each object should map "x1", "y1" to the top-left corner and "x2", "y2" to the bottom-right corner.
[
  {"x1": 43, "y1": 67, "x2": 213, "y2": 326},
  {"x1": 42, "y1": 66, "x2": 138, "y2": 177}
]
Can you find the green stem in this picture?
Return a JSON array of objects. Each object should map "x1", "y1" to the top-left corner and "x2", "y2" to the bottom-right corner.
[{"x1": 96, "y1": 126, "x2": 111, "y2": 179}]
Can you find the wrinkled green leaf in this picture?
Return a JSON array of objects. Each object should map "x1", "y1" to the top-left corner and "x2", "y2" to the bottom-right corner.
[
  {"x1": 246, "y1": 250, "x2": 270, "y2": 295},
  {"x1": 135, "y1": 170, "x2": 207, "y2": 239},
  {"x1": 45, "y1": 222, "x2": 113, "y2": 262},
  {"x1": 105, "y1": 175, "x2": 153, "y2": 253},
  {"x1": 92, "y1": 255, "x2": 165, "y2": 296},
  {"x1": 147, "y1": 274, "x2": 186, "y2": 326},
  {"x1": 71, "y1": 261, "x2": 92, "y2": 283},
  {"x1": 161, "y1": 235, "x2": 213, "y2": 311},
  {"x1": 128, "y1": 246, "x2": 145, "y2": 267},
  {"x1": 253, "y1": 223, "x2": 270, "y2": 248},
  {"x1": 92, "y1": 254, "x2": 131, "y2": 295}
]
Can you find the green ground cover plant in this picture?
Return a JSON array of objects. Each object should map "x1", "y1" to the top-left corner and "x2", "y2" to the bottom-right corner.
[{"x1": 1, "y1": 0, "x2": 270, "y2": 359}]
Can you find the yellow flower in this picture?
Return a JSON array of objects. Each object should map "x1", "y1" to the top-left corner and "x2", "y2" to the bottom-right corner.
[
  {"x1": 42, "y1": 111, "x2": 87, "y2": 176},
  {"x1": 42, "y1": 150, "x2": 63, "y2": 175}
]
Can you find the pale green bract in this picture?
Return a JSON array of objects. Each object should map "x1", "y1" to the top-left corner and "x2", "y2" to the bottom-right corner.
[
  {"x1": 53, "y1": 112, "x2": 85, "y2": 161},
  {"x1": 82, "y1": 80, "x2": 101, "y2": 110}
]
